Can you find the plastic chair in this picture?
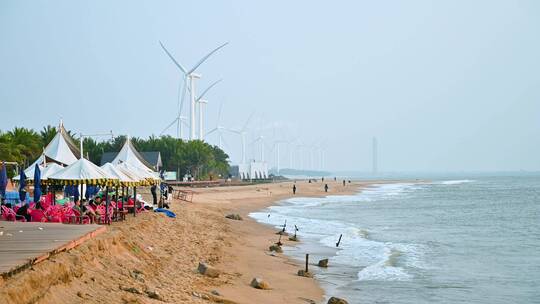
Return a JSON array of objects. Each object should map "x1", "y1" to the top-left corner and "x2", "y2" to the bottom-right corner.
[
  {"x1": 30, "y1": 209, "x2": 47, "y2": 222},
  {"x1": 1, "y1": 206, "x2": 27, "y2": 222}
]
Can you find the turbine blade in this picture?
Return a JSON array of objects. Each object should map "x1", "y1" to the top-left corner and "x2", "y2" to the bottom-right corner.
[
  {"x1": 159, "y1": 41, "x2": 188, "y2": 74},
  {"x1": 189, "y1": 42, "x2": 229, "y2": 74},
  {"x1": 179, "y1": 76, "x2": 188, "y2": 116},
  {"x1": 217, "y1": 101, "x2": 224, "y2": 125},
  {"x1": 160, "y1": 117, "x2": 179, "y2": 135},
  {"x1": 197, "y1": 79, "x2": 222, "y2": 101},
  {"x1": 206, "y1": 128, "x2": 219, "y2": 135},
  {"x1": 242, "y1": 111, "x2": 255, "y2": 132}
]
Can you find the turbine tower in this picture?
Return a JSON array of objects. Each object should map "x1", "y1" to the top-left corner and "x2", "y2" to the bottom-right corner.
[
  {"x1": 207, "y1": 102, "x2": 227, "y2": 149},
  {"x1": 159, "y1": 41, "x2": 228, "y2": 140},
  {"x1": 196, "y1": 79, "x2": 222, "y2": 141},
  {"x1": 229, "y1": 113, "x2": 254, "y2": 164}
]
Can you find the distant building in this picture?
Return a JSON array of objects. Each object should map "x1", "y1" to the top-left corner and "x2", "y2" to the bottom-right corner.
[
  {"x1": 100, "y1": 151, "x2": 162, "y2": 171},
  {"x1": 237, "y1": 161, "x2": 269, "y2": 180}
]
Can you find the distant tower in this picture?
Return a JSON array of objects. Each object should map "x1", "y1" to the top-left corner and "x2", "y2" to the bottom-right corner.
[{"x1": 372, "y1": 137, "x2": 378, "y2": 175}]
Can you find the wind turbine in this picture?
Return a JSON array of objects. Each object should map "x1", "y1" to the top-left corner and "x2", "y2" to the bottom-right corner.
[
  {"x1": 159, "y1": 41, "x2": 228, "y2": 140},
  {"x1": 207, "y1": 102, "x2": 227, "y2": 149},
  {"x1": 251, "y1": 135, "x2": 265, "y2": 162},
  {"x1": 196, "y1": 79, "x2": 222, "y2": 141},
  {"x1": 229, "y1": 112, "x2": 254, "y2": 164},
  {"x1": 271, "y1": 139, "x2": 288, "y2": 175}
]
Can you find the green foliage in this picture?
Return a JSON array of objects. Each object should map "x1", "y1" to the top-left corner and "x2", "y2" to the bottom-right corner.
[{"x1": 0, "y1": 126, "x2": 229, "y2": 180}]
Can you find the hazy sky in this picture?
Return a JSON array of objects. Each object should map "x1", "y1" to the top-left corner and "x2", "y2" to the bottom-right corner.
[{"x1": 1, "y1": 1, "x2": 539, "y2": 172}]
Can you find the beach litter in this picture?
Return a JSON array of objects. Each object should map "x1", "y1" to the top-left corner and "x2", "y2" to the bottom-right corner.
[{"x1": 154, "y1": 208, "x2": 176, "y2": 218}]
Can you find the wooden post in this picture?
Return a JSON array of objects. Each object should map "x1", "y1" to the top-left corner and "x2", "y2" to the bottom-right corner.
[
  {"x1": 305, "y1": 254, "x2": 309, "y2": 273},
  {"x1": 133, "y1": 186, "x2": 136, "y2": 217},
  {"x1": 105, "y1": 186, "x2": 109, "y2": 225},
  {"x1": 122, "y1": 186, "x2": 125, "y2": 221},
  {"x1": 336, "y1": 234, "x2": 343, "y2": 247}
]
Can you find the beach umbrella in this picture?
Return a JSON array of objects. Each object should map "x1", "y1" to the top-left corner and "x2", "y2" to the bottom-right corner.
[
  {"x1": 19, "y1": 169, "x2": 27, "y2": 202},
  {"x1": 33, "y1": 164, "x2": 42, "y2": 203},
  {"x1": 0, "y1": 162, "x2": 7, "y2": 199}
]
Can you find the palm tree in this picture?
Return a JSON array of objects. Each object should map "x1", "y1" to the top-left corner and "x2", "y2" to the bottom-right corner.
[
  {"x1": 40, "y1": 125, "x2": 57, "y2": 146},
  {"x1": 7, "y1": 127, "x2": 42, "y2": 166}
]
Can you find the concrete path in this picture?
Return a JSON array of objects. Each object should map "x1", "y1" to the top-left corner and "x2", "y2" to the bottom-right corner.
[{"x1": 0, "y1": 221, "x2": 105, "y2": 276}]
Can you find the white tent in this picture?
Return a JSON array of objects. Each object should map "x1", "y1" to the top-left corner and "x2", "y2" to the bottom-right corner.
[
  {"x1": 112, "y1": 138, "x2": 157, "y2": 174},
  {"x1": 101, "y1": 163, "x2": 139, "y2": 186},
  {"x1": 115, "y1": 161, "x2": 159, "y2": 184},
  {"x1": 49, "y1": 158, "x2": 118, "y2": 186},
  {"x1": 41, "y1": 163, "x2": 64, "y2": 180},
  {"x1": 21, "y1": 123, "x2": 80, "y2": 177},
  {"x1": 41, "y1": 125, "x2": 80, "y2": 166},
  {"x1": 13, "y1": 163, "x2": 65, "y2": 182}
]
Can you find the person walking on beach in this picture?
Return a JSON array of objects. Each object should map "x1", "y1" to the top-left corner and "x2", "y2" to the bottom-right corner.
[
  {"x1": 324, "y1": 184, "x2": 329, "y2": 192},
  {"x1": 343, "y1": 180, "x2": 346, "y2": 186},
  {"x1": 150, "y1": 184, "x2": 157, "y2": 206},
  {"x1": 293, "y1": 184, "x2": 297, "y2": 195}
]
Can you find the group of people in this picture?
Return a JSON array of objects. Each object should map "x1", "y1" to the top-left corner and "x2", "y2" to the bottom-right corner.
[{"x1": 292, "y1": 177, "x2": 352, "y2": 195}]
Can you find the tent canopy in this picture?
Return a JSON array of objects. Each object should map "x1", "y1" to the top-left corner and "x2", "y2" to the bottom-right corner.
[
  {"x1": 40, "y1": 123, "x2": 80, "y2": 166},
  {"x1": 100, "y1": 163, "x2": 139, "y2": 186},
  {"x1": 112, "y1": 138, "x2": 155, "y2": 173},
  {"x1": 48, "y1": 158, "x2": 118, "y2": 186},
  {"x1": 22, "y1": 122, "x2": 80, "y2": 177}
]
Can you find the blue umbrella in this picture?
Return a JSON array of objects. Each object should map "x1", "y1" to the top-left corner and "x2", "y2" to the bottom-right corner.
[
  {"x1": 33, "y1": 164, "x2": 42, "y2": 203},
  {"x1": 19, "y1": 169, "x2": 27, "y2": 202},
  {"x1": 0, "y1": 162, "x2": 7, "y2": 199}
]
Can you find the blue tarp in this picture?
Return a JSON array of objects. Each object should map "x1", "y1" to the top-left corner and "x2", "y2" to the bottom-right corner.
[{"x1": 154, "y1": 208, "x2": 176, "y2": 218}]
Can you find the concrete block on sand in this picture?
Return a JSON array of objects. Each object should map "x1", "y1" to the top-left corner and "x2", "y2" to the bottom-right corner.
[
  {"x1": 328, "y1": 297, "x2": 349, "y2": 304},
  {"x1": 197, "y1": 262, "x2": 220, "y2": 278},
  {"x1": 269, "y1": 244, "x2": 283, "y2": 253},
  {"x1": 250, "y1": 277, "x2": 270, "y2": 290},
  {"x1": 225, "y1": 214, "x2": 243, "y2": 221},
  {"x1": 289, "y1": 235, "x2": 299, "y2": 241},
  {"x1": 297, "y1": 269, "x2": 313, "y2": 278},
  {"x1": 318, "y1": 258, "x2": 329, "y2": 267}
]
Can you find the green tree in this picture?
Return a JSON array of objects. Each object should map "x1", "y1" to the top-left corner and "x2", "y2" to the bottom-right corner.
[{"x1": 40, "y1": 125, "x2": 57, "y2": 147}]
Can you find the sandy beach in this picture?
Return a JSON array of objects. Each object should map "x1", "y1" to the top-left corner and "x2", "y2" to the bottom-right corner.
[{"x1": 0, "y1": 179, "x2": 373, "y2": 304}]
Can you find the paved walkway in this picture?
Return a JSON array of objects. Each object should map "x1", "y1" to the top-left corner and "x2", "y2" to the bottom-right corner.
[{"x1": 0, "y1": 221, "x2": 105, "y2": 276}]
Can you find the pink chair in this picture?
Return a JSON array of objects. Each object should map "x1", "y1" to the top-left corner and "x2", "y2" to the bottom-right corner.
[
  {"x1": 30, "y1": 209, "x2": 47, "y2": 222},
  {"x1": 1, "y1": 206, "x2": 27, "y2": 222}
]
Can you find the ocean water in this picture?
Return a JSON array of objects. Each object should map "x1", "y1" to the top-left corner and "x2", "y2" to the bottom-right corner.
[{"x1": 250, "y1": 175, "x2": 540, "y2": 304}]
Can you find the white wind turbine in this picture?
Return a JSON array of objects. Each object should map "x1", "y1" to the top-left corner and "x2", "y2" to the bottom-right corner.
[
  {"x1": 196, "y1": 79, "x2": 222, "y2": 141},
  {"x1": 251, "y1": 135, "x2": 265, "y2": 162},
  {"x1": 206, "y1": 102, "x2": 227, "y2": 149},
  {"x1": 229, "y1": 112, "x2": 254, "y2": 164},
  {"x1": 159, "y1": 41, "x2": 228, "y2": 140},
  {"x1": 270, "y1": 139, "x2": 288, "y2": 175}
]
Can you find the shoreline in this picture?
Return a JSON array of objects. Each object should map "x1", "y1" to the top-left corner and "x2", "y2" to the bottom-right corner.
[{"x1": 195, "y1": 179, "x2": 380, "y2": 303}]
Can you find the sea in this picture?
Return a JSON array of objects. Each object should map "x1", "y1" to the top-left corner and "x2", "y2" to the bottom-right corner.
[{"x1": 250, "y1": 174, "x2": 540, "y2": 304}]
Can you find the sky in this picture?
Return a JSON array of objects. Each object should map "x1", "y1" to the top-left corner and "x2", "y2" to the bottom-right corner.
[{"x1": 1, "y1": 0, "x2": 539, "y2": 172}]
